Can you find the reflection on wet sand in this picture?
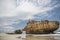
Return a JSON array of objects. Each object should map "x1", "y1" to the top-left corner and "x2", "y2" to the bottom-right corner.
[
  {"x1": 0, "y1": 34, "x2": 60, "y2": 40},
  {"x1": 26, "y1": 35, "x2": 55, "y2": 40}
]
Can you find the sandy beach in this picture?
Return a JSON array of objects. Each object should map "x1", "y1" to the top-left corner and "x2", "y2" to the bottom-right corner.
[{"x1": 0, "y1": 33, "x2": 60, "y2": 40}]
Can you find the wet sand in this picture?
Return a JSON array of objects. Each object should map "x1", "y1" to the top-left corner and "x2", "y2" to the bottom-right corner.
[{"x1": 0, "y1": 33, "x2": 60, "y2": 40}]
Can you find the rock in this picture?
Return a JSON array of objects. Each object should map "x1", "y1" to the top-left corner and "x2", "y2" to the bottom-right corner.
[
  {"x1": 14, "y1": 29, "x2": 22, "y2": 34},
  {"x1": 23, "y1": 20, "x2": 59, "y2": 34}
]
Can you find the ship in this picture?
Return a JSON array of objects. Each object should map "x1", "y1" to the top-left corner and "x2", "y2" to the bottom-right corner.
[{"x1": 23, "y1": 20, "x2": 59, "y2": 34}]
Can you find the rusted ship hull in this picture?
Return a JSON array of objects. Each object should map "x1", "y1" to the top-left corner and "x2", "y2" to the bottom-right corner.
[{"x1": 23, "y1": 20, "x2": 59, "y2": 34}]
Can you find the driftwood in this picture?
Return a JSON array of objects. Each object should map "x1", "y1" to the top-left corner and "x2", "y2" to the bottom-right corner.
[{"x1": 23, "y1": 20, "x2": 59, "y2": 34}]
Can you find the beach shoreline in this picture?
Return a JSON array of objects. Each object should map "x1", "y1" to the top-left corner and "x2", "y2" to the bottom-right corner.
[{"x1": 0, "y1": 33, "x2": 60, "y2": 40}]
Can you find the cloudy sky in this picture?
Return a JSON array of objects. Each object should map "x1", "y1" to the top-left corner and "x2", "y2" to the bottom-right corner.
[{"x1": 0, "y1": 0, "x2": 60, "y2": 33}]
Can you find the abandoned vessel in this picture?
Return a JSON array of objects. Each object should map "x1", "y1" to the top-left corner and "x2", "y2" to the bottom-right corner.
[{"x1": 23, "y1": 20, "x2": 59, "y2": 34}]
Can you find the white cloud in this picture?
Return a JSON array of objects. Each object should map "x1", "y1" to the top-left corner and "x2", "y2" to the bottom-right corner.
[
  {"x1": 0, "y1": 0, "x2": 16, "y2": 17},
  {"x1": 0, "y1": 26, "x2": 15, "y2": 33},
  {"x1": 0, "y1": 0, "x2": 60, "y2": 20},
  {"x1": 0, "y1": 17, "x2": 21, "y2": 33}
]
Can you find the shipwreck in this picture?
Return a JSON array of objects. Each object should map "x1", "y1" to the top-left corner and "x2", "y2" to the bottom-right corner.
[{"x1": 23, "y1": 20, "x2": 59, "y2": 34}]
